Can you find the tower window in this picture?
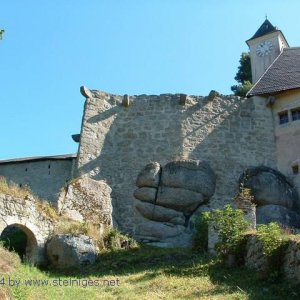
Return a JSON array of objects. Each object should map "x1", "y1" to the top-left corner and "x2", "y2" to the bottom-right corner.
[
  {"x1": 292, "y1": 108, "x2": 300, "y2": 121},
  {"x1": 278, "y1": 111, "x2": 288, "y2": 124}
]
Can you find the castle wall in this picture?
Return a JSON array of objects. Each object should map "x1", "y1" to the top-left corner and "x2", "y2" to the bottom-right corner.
[
  {"x1": 75, "y1": 90, "x2": 277, "y2": 234},
  {"x1": 0, "y1": 156, "x2": 76, "y2": 203}
]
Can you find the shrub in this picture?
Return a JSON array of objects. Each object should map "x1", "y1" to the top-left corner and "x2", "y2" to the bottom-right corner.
[
  {"x1": 103, "y1": 228, "x2": 139, "y2": 251},
  {"x1": 234, "y1": 183, "x2": 255, "y2": 205},
  {"x1": 257, "y1": 222, "x2": 288, "y2": 279},
  {"x1": 206, "y1": 205, "x2": 249, "y2": 260},
  {"x1": 194, "y1": 211, "x2": 210, "y2": 251},
  {"x1": 257, "y1": 222, "x2": 284, "y2": 256}
]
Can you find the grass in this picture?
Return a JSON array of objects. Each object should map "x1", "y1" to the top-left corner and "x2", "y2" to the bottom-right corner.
[
  {"x1": 0, "y1": 177, "x2": 30, "y2": 199},
  {"x1": 0, "y1": 244, "x2": 299, "y2": 300}
]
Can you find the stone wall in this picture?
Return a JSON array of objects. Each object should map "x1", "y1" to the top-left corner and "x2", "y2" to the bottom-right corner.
[
  {"x1": 75, "y1": 88, "x2": 277, "y2": 234},
  {"x1": 245, "y1": 234, "x2": 300, "y2": 284},
  {"x1": 0, "y1": 155, "x2": 76, "y2": 203},
  {"x1": 0, "y1": 192, "x2": 54, "y2": 265}
]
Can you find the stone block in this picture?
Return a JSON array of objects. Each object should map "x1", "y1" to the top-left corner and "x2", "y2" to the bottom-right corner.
[
  {"x1": 136, "y1": 162, "x2": 161, "y2": 188},
  {"x1": 161, "y1": 160, "x2": 216, "y2": 199},
  {"x1": 135, "y1": 202, "x2": 185, "y2": 225},
  {"x1": 157, "y1": 186, "x2": 204, "y2": 213},
  {"x1": 133, "y1": 187, "x2": 156, "y2": 202}
]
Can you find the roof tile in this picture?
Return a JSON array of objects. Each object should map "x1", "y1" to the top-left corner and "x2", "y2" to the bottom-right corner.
[{"x1": 247, "y1": 48, "x2": 300, "y2": 96}]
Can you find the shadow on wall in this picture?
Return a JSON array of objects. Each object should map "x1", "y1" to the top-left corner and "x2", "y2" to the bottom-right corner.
[{"x1": 75, "y1": 91, "x2": 276, "y2": 233}]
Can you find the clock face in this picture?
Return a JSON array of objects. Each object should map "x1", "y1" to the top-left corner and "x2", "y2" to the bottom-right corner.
[{"x1": 256, "y1": 40, "x2": 274, "y2": 57}]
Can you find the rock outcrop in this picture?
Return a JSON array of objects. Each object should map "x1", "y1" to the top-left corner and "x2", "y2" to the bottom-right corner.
[
  {"x1": 256, "y1": 205, "x2": 300, "y2": 228},
  {"x1": 58, "y1": 176, "x2": 112, "y2": 226},
  {"x1": 283, "y1": 238, "x2": 300, "y2": 283},
  {"x1": 240, "y1": 166, "x2": 300, "y2": 228},
  {"x1": 134, "y1": 159, "x2": 216, "y2": 247},
  {"x1": 46, "y1": 234, "x2": 97, "y2": 269},
  {"x1": 244, "y1": 235, "x2": 268, "y2": 273}
]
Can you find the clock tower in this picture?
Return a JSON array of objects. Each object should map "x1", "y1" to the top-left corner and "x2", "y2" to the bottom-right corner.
[{"x1": 246, "y1": 19, "x2": 289, "y2": 83}]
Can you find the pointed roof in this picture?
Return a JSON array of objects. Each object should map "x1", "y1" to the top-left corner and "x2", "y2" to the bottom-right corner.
[
  {"x1": 249, "y1": 19, "x2": 277, "y2": 40},
  {"x1": 246, "y1": 19, "x2": 289, "y2": 47}
]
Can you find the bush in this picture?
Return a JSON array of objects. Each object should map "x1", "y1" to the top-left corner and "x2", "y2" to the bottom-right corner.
[
  {"x1": 103, "y1": 228, "x2": 139, "y2": 251},
  {"x1": 257, "y1": 222, "x2": 284, "y2": 256},
  {"x1": 257, "y1": 222, "x2": 288, "y2": 279},
  {"x1": 205, "y1": 205, "x2": 249, "y2": 260},
  {"x1": 194, "y1": 212, "x2": 210, "y2": 251}
]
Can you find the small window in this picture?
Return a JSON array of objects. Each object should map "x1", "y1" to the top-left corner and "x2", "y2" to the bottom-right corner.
[
  {"x1": 292, "y1": 108, "x2": 300, "y2": 121},
  {"x1": 292, "y1": 165, "x2": 299, "y2": 175},
  {"x1": 278, "y1": 111, "x2": 288, "y2": 124}
]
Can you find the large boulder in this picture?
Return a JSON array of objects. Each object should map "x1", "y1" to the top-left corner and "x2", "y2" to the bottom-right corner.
[
  {"x1": 240, "y1": 166, "x2": 299, "y2": 210},
  {"x1": 58, "y1": 176, "x2": 112, "y2": 225},
  {"x1": 157, "y1": 187, "x2": 205, "y2": 213},
  {"x1": 46, "y1": 234, "x2": 97, "y2": 269},
  {"x1": 133, "y1": 159, "x2": 216, "y2": 247},
  {"x1": 135, "y1": 202, "x2": 185, "y2": 225},
  {"x1": 161, "y1": 160, "x2": 216, "y2": 199},
  {"x1": 134, "y1": 186, "x2": 205, "y2": 214},
  {"x1": 134, "y1": 219, "x2": 193, "y2": 247},
  {"x1": 257, "y1": 205, "x2": 300, "y2": 228},
  {"x1": 133, "y1": 187, "x2": 156, "y2": 202},
  {"x1": 136, "y1": 162, "x2": 161, "y2": 188}
]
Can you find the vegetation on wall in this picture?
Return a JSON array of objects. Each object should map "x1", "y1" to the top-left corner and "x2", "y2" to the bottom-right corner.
[
  {"x1": 256, "y1": 222, "x2": 289, "y2": 278},
  {"x1": 0, "y1": 177, "x2": 30, "y2": 199}
]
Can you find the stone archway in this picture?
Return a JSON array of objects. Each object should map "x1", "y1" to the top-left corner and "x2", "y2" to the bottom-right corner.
[
  {"x1": 0, "y1": 219, "x2": 50, "y2": 265},
  {"x1": 0, "y1": 193, "x2": 54, "y2": 265},
  {"x1": 0, "y1": 223, "x2": 38, "y2": 262}
]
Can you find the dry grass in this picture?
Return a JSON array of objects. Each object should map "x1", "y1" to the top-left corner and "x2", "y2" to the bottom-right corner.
[
  {"x1": 54, "y1": 218, "x2": 103, "y2": 240},
  {"x1": 35, "y1": 201, "x2": 59, "y2": 221},
  {"x1": 0, "y1": 176, "x2": 60, "y2": 222},
  {"x1": 0, "y1": 245, "x2": 19, "y2": 300},
  {"x1": 0, "y1": 176, "x2": 30, "y2": 199},
  {"x1": 0, "y1": 242, "x2": 20, "y2": 273},
  {"x1": 0, "y1": 289, "x2": 12, "y2": 300}
]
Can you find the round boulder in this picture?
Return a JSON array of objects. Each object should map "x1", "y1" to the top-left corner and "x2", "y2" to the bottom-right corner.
[
  {"x1": 161, "y1": 160, "x2": 216, "y2": 199},
  {"x1": 136, "y1": 162, "x2": 161, "y2": 188},
  {"x1": 240, "y1": 166, "x2": 299, "y2": 211},
  {"x1": 46, "y1": 234, "x2": 97, "y2": 269},
  {"x1": 256, "y1": 205, "x2": 300, "y2": 228}
]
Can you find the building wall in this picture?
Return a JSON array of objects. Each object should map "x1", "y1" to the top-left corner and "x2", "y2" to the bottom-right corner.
[
  {"x1": 0, "y1": 158, "x2": 76, "y2": 203},
  {"x1": 75, "y1": 90, "x2": 277, "y2": 234},
  {"x1": 270, "y1": 89, "x2": 300, "y2": 195}
]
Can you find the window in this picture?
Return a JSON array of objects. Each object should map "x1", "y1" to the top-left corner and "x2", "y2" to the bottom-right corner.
[
  {"x1": 292, "y1": 165, "x2": 299, "y2": 175},
  {"x1": 292, "y1": 108, "x2": 300, "y2": 121},
  {"x1": 278, "y1": 111, "x2": 288, "y2": 124}
]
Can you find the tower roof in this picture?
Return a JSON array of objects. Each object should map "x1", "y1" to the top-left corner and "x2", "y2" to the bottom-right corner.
[
  {"x1": 247, "y1": 47, "x2": 300, "y2": 96},
  {"x1": 247, "y1": 19, "x2": 277, "y2": 42}
]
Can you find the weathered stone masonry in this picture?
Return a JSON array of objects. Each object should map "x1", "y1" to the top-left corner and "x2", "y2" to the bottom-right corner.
[{"x1": 75, "y1": 88, "x2": 277, "y2": 234}]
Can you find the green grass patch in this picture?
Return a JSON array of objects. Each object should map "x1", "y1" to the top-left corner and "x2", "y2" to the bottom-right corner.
[{"x1": 0, "y1": 244, "x2": 299, "y2": 300}]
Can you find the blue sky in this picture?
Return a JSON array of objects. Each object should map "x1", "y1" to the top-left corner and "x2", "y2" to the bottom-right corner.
[{"x1": 0, "y1": 1, "x2": 299, "y2": 159}]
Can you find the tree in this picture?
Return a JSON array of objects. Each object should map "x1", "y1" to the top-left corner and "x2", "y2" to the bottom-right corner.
[
  {"x1": 0, "y1": 29, "x2": 4, "y2": 40},
  {"x1": 231, "y1": 52, "x2": 253, "y2": 97}
]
